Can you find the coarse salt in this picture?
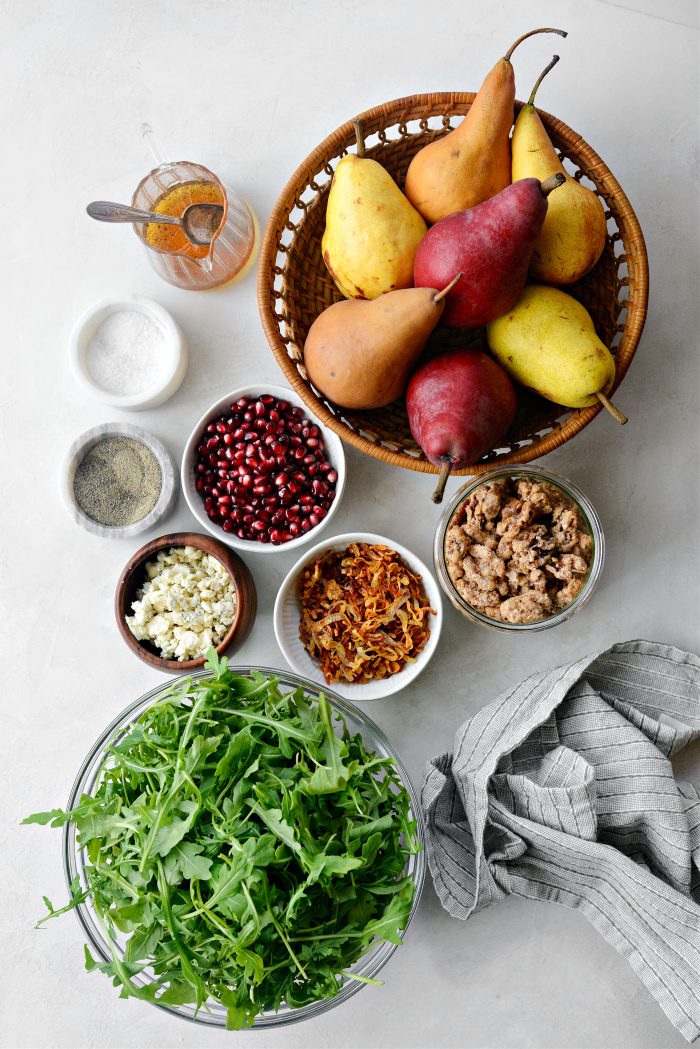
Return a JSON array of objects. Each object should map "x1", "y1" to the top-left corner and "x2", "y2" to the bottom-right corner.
[{"x1": 87, "y1": 309, "x2": 167, "y2": 396}]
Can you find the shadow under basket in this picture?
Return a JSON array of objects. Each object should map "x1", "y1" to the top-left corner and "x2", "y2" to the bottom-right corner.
[{"x1": 258, "y1": 93, "x2": 649, "y2": 476}]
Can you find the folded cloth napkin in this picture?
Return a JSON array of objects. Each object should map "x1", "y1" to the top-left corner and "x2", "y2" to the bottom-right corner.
[{"x1": 423, "y1": 640, "x2": 700, "y2": 1043}]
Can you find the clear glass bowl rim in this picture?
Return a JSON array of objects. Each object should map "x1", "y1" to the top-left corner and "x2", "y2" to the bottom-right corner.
[
  {"x1": 433, "y1": 464, "x2": 605, "y2": 632},
  {"x1": 62, "y1": 665, "x2": 426, "y2": 1029}
]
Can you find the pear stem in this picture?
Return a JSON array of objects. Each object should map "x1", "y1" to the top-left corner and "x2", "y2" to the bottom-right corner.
[
  {"x1": 353, "y1": 118, "x2": 365, "y2": 158},
  {"x1": 432, "y1": 459, "x2": 453, "y2": 504},
  {"x1": 540, "y1": 172, "x2": 566, "y2": 196},
  {"x1": 528, "y1": 54, "x2": 560, "y2": 106},
  {"x1": 504, "y1": 27, "x2": 567, "y2": 62},
  {"x1": 433, "y1": 273, "x2": 463, "y2": 303},
  {"x1": 595, "y1": 391, "x2": 628, "y2": 425}
]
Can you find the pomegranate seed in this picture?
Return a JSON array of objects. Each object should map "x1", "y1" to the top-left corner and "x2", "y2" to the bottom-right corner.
[{"x1": 194, "y1": 396, "x2": 336, "y2": 542}]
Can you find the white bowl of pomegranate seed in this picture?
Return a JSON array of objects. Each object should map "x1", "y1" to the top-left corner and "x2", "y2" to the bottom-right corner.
[{"x1": 182, "y1": 384, "x2": 346, "y2": 553}]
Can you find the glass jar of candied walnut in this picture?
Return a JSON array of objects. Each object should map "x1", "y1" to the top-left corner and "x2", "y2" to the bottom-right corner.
[{"x1": 433, "y1": 466, "x2": 604, "y2": 632}]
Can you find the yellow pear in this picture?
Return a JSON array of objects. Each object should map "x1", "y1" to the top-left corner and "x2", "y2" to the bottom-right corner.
[
  {"x1": 512, "y1": 56, "x2": 607, "y2": 284},
  {"x1": 304, "y1": 275, "x2": 462, "y2": 409},
  {"x1": 322, "y1": 120, "x2": 427, "y2": 300},
  {"x1": 405, "y1": 27, "x2": 567, "y2": 224},
  {"x1": 487, "y1": 285, "x2": 627, "y2": 423}
]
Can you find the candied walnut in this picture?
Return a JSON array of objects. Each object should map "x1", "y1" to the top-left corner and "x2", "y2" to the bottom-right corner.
[
  {"x1": 546, "y1": 554, "x2": 589, "y2": 581},
  {"x1": 460, "y1": 514, "x2": 493, "y2": 544},
  {"x1": 556, "y1": 575, "x2": 586, "y2": 608},
  {"x1": 445, "y1": 525, "x2": 469, "y2": 568},
  {"x1": 515, "y1": 479, "x2": 553, "y2": 517},
  {"x1": 470, "y1": 544, "x2": 506, "y2": 579},
  {"x1": 476, "y1": 479, "x2": 509, "y2": 519},
  {"x1": 510, "y1": 527, "x2": 551, "y2": 572},
  {"x1": 506, "y1": 567, "x2": 528, "y2": 591},
  {"x1": 455, "y1": 576, "x2": 500, "y2": 610},
  {"x1": 462, "y1": 555, "x2": 499, "y2": 592},
  {"x1": 529, "y1": 568, "x2": 548, "y2": 593},
  {"x1": 574, "y1": 532, "x2": 593, "y2": 559},
  {"x1": 500, "y1": 591, "x2": 553, "y2": 624},
  {"x1": 497, "y1": 535, "x2": 513, "y2": 559}
]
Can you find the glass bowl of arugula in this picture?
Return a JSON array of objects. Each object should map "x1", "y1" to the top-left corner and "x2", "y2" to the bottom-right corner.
[{"x1": 26, "y1": 652, "x2": 424, "y2": 1029}]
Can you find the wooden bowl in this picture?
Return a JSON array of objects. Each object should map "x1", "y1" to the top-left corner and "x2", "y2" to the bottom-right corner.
[
  {"x1": 115, "y1": 531, "x2": 257, "y2": 671},
  {"x1": 258, "y1": 94, "x2": 649, "y2": 476}
]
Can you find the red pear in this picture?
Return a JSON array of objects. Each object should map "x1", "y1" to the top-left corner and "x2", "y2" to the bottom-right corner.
[
  {"x1": 406, "y1": 348, "x2": 517, "y2": 503},
  {"x1": 413, "y1": 174, "x2": 564, "y2": 327}
]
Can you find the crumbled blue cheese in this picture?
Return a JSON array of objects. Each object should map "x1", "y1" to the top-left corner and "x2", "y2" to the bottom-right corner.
[{"x1": 126, "y1": 546, "x2": 237, "y2": 661}]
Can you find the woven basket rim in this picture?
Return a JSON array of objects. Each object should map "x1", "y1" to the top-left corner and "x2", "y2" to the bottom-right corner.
[{"x1": 258, "y1": 93, "x2": 649, "y2": 476}]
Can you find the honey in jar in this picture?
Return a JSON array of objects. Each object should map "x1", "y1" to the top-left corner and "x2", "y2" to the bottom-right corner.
[{"x1": 145, "y1": 181, "x2": 225, "y2": 260}]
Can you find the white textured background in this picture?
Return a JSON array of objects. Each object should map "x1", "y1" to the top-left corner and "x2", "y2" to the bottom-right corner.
[{"x1": 1, "y1": 1, "x2": 699, "y2": 1046}]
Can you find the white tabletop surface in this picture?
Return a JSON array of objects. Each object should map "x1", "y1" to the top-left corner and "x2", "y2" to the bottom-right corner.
[{"x1": 2, "y1": 1, "x2": 699, "y2": 1046}]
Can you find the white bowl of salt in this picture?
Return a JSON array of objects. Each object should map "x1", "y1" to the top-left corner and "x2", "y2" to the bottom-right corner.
[{"x1": 70, "y1": 295, "x2": 187, "y2": 410}]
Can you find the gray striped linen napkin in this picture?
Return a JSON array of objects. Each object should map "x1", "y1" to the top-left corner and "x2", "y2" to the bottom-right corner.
[{"x1": 422, "y1": 640, "x2": 700, "y2": 1043}]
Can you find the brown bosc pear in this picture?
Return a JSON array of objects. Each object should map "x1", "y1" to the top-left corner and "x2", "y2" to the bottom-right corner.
[
  {"x1": 512, "y1": 56, "x2": 607, "y2": 283},
  {"x1": 404, "y1": 27, "x2": 567, "y2": 224},
  {"x1": 303, "y1": 274, "x2": 462, "y2": 410}
]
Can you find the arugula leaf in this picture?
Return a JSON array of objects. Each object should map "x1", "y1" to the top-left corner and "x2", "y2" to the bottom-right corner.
[
  {"x1": 162, "y1": 841, "x2": 213, "y2": 883},
  {"x1": 152, "y1": 799, "x2": 198, "y2": 858},
  {"x1": 24, "y1": 659, "x2": 420, "y2": 1025}
]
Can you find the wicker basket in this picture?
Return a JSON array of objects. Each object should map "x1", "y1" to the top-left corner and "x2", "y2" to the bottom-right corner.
[{"x1": 258, "y1": 94, "x2": 648, "y2": 476}]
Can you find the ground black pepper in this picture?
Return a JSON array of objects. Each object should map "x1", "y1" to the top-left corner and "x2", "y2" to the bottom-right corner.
[{"x1": 73, "y1": 436, "x2": 162, "y2": 527}]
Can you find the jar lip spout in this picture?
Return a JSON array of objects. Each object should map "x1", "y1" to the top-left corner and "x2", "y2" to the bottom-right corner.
[{"x1": 432, "y1": 464, "x2": 605, "y2": 633}]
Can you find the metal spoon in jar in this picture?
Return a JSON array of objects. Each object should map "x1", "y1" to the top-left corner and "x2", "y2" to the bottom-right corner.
[{"x1": 86, "y1": 200, "x2": 225, "y2": 247}]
